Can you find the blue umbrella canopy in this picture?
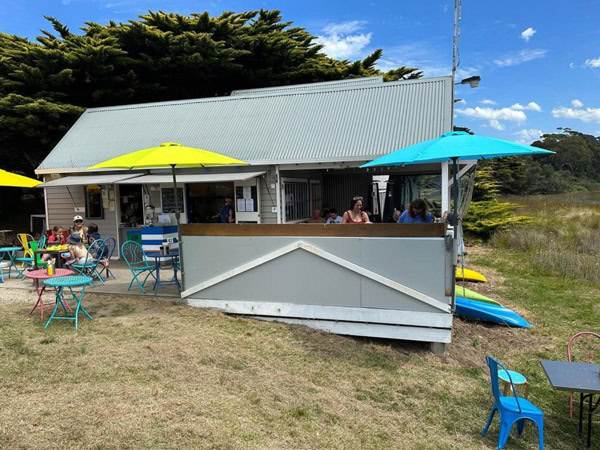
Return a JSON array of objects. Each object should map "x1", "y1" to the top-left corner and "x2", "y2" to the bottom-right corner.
[{"x1": 360, "y1": 131, "x2": 554, "y2": 167}]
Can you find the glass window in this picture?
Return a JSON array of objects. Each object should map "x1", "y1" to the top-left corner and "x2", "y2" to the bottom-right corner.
[{"x1": 84, "y1": 185, "x2": 104, "y2": 220}]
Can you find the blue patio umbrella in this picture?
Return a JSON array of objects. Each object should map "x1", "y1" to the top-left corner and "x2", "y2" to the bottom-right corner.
[
  {"x1": 361, "y1": 130, "x2": 554, "y2": 313},
  {"x1": 361, "y1": 131, "x2": 554, "y2": 224}
]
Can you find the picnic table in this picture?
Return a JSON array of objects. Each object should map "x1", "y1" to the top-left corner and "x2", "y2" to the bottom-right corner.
[
  {"x1": 34, "y1": 245, "x2": 69, "y2": 269},
  {"x1": 540, "y1": 359, "x2": 600, "y2": 447},
  {"x1": 144, "y1": 250, "x2": 181, "y2": 295},
  {"x1": 25, "y1": 268, "x2": 74, "y2": 320}
]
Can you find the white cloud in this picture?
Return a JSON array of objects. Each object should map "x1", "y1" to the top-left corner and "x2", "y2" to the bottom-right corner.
[
  {"x1": 552, "y1": 105, "x2": 600, "y2": 123},
  {"x1": 515, "y1": 129, "x2": 543, "y2": 144},
  {"x1": 572, "y1": 99, "x2": 584, "y2": 108},
  {"x1": 509, "y1": 102, "x2": 542, "y2": 111},
  {"x1": 489, "y1": 120, "x2": 505, "y2": 130},
  {"x1": 317, "y1": 21, "x2": 372, "y2": 59},
  {"x1": 569, "y1": 62, "x2": 575, "y2": 69},
  {"x1": 520, "y1": 27, "x2": 537, "y2": 42},
  {"x1": 455, "y1": 99, "x2": 467, "y2": 105},
  {"x1": 375, "y1": 41, "x2": 459, "y2": 77},
  {"x1": 493, "y1": 49, "x2": 548, "y2": 67},
  {"x1": 584, "y1": 57, "x2": 600, "y2": 68},
  {"x1": 455, "y1": 106, "x2": 527, "y2": 128},
  {"x1": 323, "y1": 21, "x2": 366, "y2": 35},
  {"x1": 480, "y1": 99, "x2": 497, "y2": 105}
]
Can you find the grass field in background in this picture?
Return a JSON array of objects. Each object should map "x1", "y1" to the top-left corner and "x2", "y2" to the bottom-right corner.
[{"x1": 1, "y1": 192, "x2": 599, "y2": 449}]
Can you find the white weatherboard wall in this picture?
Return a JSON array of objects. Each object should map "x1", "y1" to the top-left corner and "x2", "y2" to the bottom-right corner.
[
  {"x1": 183, "y1": 235, "x2": 453, "y2": 344},
  {"x1": 45, "y1": 186, "x2": 119, "y2": 251}
]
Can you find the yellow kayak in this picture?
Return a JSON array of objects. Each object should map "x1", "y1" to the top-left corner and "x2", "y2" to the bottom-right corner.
[{"x1": 456, "y1": 267, "x2": 487, "y2": 283}]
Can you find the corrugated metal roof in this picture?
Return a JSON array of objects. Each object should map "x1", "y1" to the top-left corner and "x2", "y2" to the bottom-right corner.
[
  {"x1": 37, "y1": 76, "x2": 452, "y2": 174},
  {"x1": 230, "y1": 77, "x2": 383, "y2": 96}
]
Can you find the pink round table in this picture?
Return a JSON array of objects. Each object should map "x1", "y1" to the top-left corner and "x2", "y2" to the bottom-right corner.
[{"x1": 25, "y1": 268, "x2": 74, "y2": 320}]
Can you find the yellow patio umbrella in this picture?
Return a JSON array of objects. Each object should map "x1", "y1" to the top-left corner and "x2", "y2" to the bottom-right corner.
[
  {"x1": 88, "y1": 142, "x2": 248, "y2": 221},
  {"x1": 0, "y1": 169, "x2": 41, "y2": 188},
  {"x1": 88, "y1": 142, "x2": 248, "y2": 289}
]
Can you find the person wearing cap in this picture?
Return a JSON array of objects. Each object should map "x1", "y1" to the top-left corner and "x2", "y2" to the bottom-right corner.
[
  {"x1": 66, "y1": 234, "x2": 89, "y2": 265},
  {"x1": 70, "y1": 215, "x2": 88, "y2": 244}
]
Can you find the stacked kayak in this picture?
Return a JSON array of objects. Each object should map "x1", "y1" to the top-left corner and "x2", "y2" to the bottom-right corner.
[
  {"x1": 456, "y1": 267, "x2": 487, "y2": 282},
  {"x1": 455, "y1": 297, "x2": 531, "y2": 328},
  {"x1": 455, "y1": 285, "x2": 501, "y2": 306},
  {"x1": 454, "y1": 267, "x2": 531, "y2": 328}
]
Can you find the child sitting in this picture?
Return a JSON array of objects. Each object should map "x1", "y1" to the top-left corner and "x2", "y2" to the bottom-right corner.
[
  {"x1": 66, "y1": 234, "x2": 88, "y2": 265},
  {"x1": 87, "y1": 223, "x2": 109, "y2": 268},
  {"x1": 49, "y1": 226, "x2": 66, "y2": 245},
  {"x1": 87, "y1": 223, "x2": 101, "y2": 243},
  {"x1": 43, "y1": 225, "x2": 66, "y2": 263}
]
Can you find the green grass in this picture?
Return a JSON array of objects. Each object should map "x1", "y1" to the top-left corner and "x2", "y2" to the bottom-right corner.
[{"x1": 2, "y1": 193, "x2": 600, "y2": 449}]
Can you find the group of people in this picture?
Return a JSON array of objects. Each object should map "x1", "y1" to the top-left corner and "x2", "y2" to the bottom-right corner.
[
  {"x1": 307, "y1": 197, "x2": 435, "y2": 224},
  {"x1": 45, "y1": 215, "x2": 106, "y2": 265}
]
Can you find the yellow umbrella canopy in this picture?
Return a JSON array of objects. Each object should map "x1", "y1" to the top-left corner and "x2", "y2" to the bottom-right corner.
[
  {"x1": 88, "y1": 142, "x2": 248, "y2": 224},
  {"x1": 0, "y1": 169, "x2": 41, "y2": 188},
  {"x1": 88, "y1": 142, "x2": 248, "y2": 169}
]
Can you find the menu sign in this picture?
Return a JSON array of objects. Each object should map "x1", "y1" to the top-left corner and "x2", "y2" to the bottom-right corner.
[{"x1": 161, "y1": 188, "x2": 184, "y2": 213}]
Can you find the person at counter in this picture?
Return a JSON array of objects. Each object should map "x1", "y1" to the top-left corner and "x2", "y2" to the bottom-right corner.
[
  {"x1": 307, "y1": 208, "x2": 326, "y2": 223},
  {"x1": 397, "y1": 199, "x2": 433, "y2": 224},
  {"x1": 219, "y1": 198, "x2": 234, "y2": 223},
  {"x1": 342, "y1": 196, "x2": 372, "y2": 224},
  {"x1": 70, "y1": 215, "x2": 88, "y2": 244},
  {"x1": 326, "y1": 208, "x2": 342, "y2": 224}
]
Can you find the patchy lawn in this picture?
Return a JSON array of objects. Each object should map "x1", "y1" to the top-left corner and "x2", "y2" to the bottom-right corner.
[{"x1": 0, "y1": 244, "x2": 595, "y2": 450}]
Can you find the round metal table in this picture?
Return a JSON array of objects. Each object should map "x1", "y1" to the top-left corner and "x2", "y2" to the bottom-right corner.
[
  {"x1": 25, "y1": 268, "x2": 74, "y2": 320},
  {"x1": 43, "y1": 275, "x2": 93, "y2": 329}
]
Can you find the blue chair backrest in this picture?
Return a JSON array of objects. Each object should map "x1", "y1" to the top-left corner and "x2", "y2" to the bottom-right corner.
[
  {"x1": 121, "y1": 240, "x2": 148, "y2": 268},
  {"x1": 38, "y1": 234, "x2": 47, "y2": 249},
  {"x1": 103, "y1": 237, "x2": 116, "y2": 260},
  {"x1": 486, "y1": 355, "x2": 522, "y2": 413},
  {"x1": 86, "y1": 239, "x2": 105, "y2": 264}
]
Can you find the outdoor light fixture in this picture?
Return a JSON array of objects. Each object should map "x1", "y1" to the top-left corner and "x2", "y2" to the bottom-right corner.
[{"x1": 456, "y1": 75, "x2": 481, "y2": 88}]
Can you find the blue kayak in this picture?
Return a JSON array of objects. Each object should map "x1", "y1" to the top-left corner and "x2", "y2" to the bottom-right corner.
[{"x1": 455, "y1": 296, "x2": 531, "y2": 328}]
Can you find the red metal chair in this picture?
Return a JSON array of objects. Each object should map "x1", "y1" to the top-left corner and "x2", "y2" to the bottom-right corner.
[{"x1": 567, "y1": 331, "x2": 600, "y2": 418}]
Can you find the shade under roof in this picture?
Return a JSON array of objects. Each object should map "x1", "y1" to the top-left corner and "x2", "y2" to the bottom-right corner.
[
  {"x1": 38, "y1": 173, "x2": 143, "y2": 188},
  {"x1": 115, "y1": 172, "x2": 266, "y2": 184}
]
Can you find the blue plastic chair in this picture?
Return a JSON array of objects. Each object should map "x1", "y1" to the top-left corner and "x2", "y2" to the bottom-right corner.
[
  {"x1": 482, "y1": 355, "x2": 544, "y2": 449},
  {"x1": 121, "y1": 240, "x2": 156, "y2": 293},
  {"x1": 98, "y1": 237, "x2": 116, "y2": 280},
  {"x1": 70, "y1": 239, "x2": 106, "y2": 285}
]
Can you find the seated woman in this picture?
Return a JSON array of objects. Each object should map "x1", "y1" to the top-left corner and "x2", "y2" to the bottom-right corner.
[
  {"x1": 342, "y1": 196, "x2": 372, "y2": 224},
  {"x1": 397, "y1": 199, "x2": 433, "y2": 224}
]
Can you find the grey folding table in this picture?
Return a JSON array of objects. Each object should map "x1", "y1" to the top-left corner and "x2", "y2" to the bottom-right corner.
[{"x1": 540, "y1": 359, "x2": 600, "y2": 448}]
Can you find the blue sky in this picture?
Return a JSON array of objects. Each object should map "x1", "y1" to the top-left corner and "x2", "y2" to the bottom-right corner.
[{"x1": 2, "y1": 0, "x2": 599, "y2": 143}]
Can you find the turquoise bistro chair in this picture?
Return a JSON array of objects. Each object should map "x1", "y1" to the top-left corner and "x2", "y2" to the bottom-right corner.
[
  {"x1": 121, "y1": 240, "x2": 156, "y2": 293},
  {"x1": 481, "y1": 355, "x2": 544, "y2": 449},
  {"x1": 70, "y1": 239, "x2": 106, "y2": 285}
]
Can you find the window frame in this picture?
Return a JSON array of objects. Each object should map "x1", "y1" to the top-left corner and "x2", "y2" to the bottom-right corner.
[
  {"x1": 84, "y1": 185, "x2": 104, "y2": 220},
  {"x1": 282, "y1": 177, "x2": 311, "y2": 223}
]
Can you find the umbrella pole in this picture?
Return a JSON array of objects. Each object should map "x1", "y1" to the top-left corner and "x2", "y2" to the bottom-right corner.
[
  {"x1": 450, "y1": 157, "x2": 459, "y2": 312},
  {"x1": 171, "y1": 164, "x2": 185, "y2": 291}
]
